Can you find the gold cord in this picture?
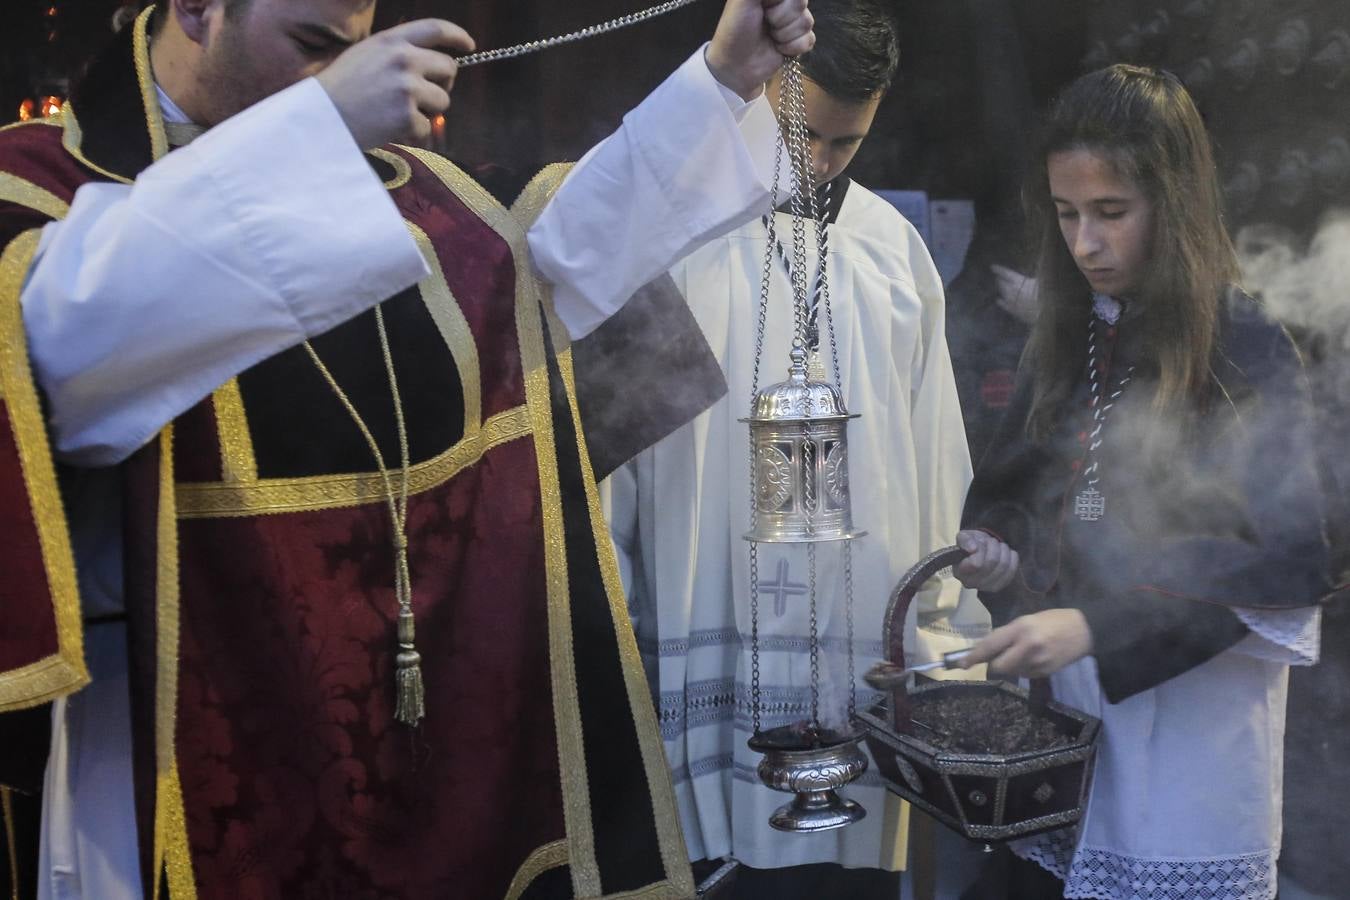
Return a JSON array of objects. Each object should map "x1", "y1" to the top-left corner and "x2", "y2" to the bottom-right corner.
[{"x1": 303, "y1": 305, "x2": 424, "y2": 725}]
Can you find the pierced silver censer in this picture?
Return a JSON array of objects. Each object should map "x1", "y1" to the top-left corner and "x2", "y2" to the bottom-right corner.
[
  {"x1": 743, "y1": 56, "x2": 867, "y2": 834},
  {"x1": 744, "y1": 347, "x2": 863, "y2": 543}
]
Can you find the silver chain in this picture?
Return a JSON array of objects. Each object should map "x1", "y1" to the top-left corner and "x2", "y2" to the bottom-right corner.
[
  {"x1": 844, "y1": 540, "x2": 855, "y2": 721},
  {"x1": 751, "y1": 92, "x2": 787, "y2": 404},
  {"x1": 819, "y1": 202, "x2": 842, "y2": 388},
  {"x1": 457, "y1": 0, "x2": 707, "y2": 68},
  {"x1": 784, "y1": 60, "x2": 813, "y2": 355},
  {"x1": 747, "y1": 58, "x2": 792, "y2": 739},
  {"x1": 807, "y1": 542, "x2": 820, "y2": 730},
  {"x1": 750, "y1": 541, "x2": 762, "y2": 735},
  {"x1": 747, "y1": 57, "x2": 834, "y2": 739}
]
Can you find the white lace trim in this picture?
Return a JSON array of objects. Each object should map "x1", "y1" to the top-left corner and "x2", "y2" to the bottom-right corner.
[
  {"x1": 1015, "y1": 830, "x2": 1278, "y2": 900},
  {"x1": 1014, "y1": 826, "x2": 1075, "y2": 880},
  {"x1": 1232, "y1": 605, "x2": 1321, "y2": 665}
]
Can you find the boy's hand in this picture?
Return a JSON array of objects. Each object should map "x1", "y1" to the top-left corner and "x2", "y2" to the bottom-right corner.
[{"x1": 707, "y1": 0, "x2": 814, "y2": 101}]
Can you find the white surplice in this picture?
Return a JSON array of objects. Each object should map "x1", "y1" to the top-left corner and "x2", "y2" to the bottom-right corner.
[
  {"x1": 19, "y1": 47, "x2": 779, "y2": 900},
  {"x1": 604, "y1": 182, "x2": 990, "y2": 871},
  {"x1": 1016, "y1": 608, "x2": 1321, "y2": 900}
]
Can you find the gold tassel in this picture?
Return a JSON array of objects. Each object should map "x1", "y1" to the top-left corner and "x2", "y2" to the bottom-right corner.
[
  {"x1": 395, "y1": 650, "x2": 425, "y2": 726},
  {"x1": 394, "y1": 608, "x2": 425, "y2": 726}
]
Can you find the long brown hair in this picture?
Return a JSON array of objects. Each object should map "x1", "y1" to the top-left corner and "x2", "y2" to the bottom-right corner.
[{"x1": 1023, "y1": 64, "x2": 1239, "y2": 441}]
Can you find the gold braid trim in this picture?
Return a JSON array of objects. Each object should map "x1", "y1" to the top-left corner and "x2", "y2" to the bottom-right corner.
[
  {"x1": 0, "y1": 230, "x2": 89, "y2": 711},
  {"x1": 132, "y1": 5, "x2": 169, "y2": 163},
  {"x1": 509, "y1": 163, "x2": 575, "y2": 225},
  {"x1": 368, "y1": 148, "x2": 413, "y2": 190},
  {"x1": 211, "y1": 379, "x2": 257, "y2": 483},
  {"x1": 150, "y1": 425, "x2": 198, "y2": 899},
  {"x1": 397, "y1": 147, "x2": 603, "y2": 897},
  {"x1": 405, "y1": 221, "x2": 482, "y2": 436},
  {"x1": 0, "y1": 172, "x2": 69, "y2": 220},
  {"x1": 555, "y1": 348, "x2": 695, "y2": 898},
  {"x1": 505, "y1": 840, "x2": 569, "y2": 900},
  {"x1": 175, "y1": 405, "x2": 528, "y2": 518},
  {"x1": 509, "y1": 164, "x2": 576, "y2": 357},
  {"x1": 506, "y1": 208, "x2": 603, "y2": 899},
  {"x1": 510, "y1": 159, "x2": 692, "y2": 896}
]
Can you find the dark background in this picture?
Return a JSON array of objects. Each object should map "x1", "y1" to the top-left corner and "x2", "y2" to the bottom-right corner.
[{"x1": 5, "y1": 1, "x2": 1348, "y2": 240}]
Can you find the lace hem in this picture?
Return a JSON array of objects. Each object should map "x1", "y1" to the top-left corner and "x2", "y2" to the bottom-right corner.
[
  {"x1": 1015, "y1": 831, "x2": 1278, "y2": 900},
  {"x1": 1013, "y1": 827, "x2": 1075, "y2": 880},
  {"x1": 1233, "y1": 606, "x2": 1320, "y2": 665}
]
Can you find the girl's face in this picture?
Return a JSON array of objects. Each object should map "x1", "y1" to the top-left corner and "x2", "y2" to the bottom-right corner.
[{"x1": 1047, "y1": 148, "x2": 1155, "y2": 299}]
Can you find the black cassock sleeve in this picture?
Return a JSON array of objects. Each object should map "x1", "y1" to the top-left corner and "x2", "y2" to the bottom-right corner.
[{"x1": 962, "y1": 310, "x2": 1332, "y2": 703}]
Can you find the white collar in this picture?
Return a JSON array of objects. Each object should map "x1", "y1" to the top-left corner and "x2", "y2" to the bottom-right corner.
[{"x1": 154, "y1": 84, "x2": 192, "y2": 125}]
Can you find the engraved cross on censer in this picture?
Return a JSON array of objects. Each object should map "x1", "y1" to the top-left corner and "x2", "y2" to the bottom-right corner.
[{"x1": 741, "y1": 55, "x2": 868, "y2": 834}]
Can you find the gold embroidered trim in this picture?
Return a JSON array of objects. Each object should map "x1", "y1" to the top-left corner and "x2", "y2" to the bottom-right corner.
[
  {"x1": 405, "y1": 221, "x2": 481, "y2": 434},
  {"x1": 150, "y1": 426, "x2": 199, "y2": 900},
  {"x1": 0, "y1": 172, "x2": 69, "y2": 220},
  {"x1": 556, "y1": 349, "x2": 694, "y2": 896},
  {"x1": 369, "y1": 148, "x2": 413, "y2": 190},
  {"x1": 508, "y1": 164, "x2": 576, "y2": 357},
  {"x1": 60, "y1": 7, "x2": 163, "y2": 185},
  {"x1": 402, "y1": 148, "x2": 604, "y2": 896},
  {"x1": 504, "y1": 840, "x2": 569, "y2": 900},
  {"x1": 132, "y1": 5, "x2": 169, "y2": 163},
  {"x1": 0, "y1": 230, "x2": 89, "y2": 711},
  {"x1": 510, "y1": 232, "x2": 602, "y2": 900},
  {"x1": 508, "y1": 163, "x2": 574, "y2": 227},
  {"x1": 0, "y1": 656, "x2": 90, "y2": 712},
  {"x1": 175, "y1": 405, "x2": 529, "y2": 518},
  {"x1": 2, "y1": 787, "x2": 18, "y2": 900},
  {"x1": 211, "y1": 379, "x2": 257, "y2": 483}
]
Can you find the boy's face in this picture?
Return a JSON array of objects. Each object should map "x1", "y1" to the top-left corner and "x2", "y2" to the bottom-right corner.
[{"x1": 766, "y1": 74, "x2": 882, "y2": 187}]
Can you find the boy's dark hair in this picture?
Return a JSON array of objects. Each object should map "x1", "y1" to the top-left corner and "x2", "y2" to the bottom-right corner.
[{"x1": 799, "y1": 0, "x2": 900, "y2": 102}]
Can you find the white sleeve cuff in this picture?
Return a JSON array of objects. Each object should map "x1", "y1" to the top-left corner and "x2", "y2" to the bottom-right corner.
[{"x1": 21, "y1": 77, "x2": 427, "y2": 465}]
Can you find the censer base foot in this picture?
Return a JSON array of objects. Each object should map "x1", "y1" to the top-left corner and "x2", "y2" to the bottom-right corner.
[
  {"x1": 769, "y1": 790, "x2": 867, "y2": 833},
  {"x1": 750, "y1": 723, "x2": 870, "y2": 833}
]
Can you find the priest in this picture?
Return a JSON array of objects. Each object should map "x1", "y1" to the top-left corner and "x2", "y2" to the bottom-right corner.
[
  {"x1": 599, "y1": 1, "x2": 987, "y2": 895},
  {"x1": 0, "y1": 0, "x2": 815, "y2": 897}
]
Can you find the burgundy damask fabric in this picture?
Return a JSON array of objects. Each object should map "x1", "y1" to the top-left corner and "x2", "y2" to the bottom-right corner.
[{"x1": 176, "y1": 439, "x2": 563, "y2": 898}]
